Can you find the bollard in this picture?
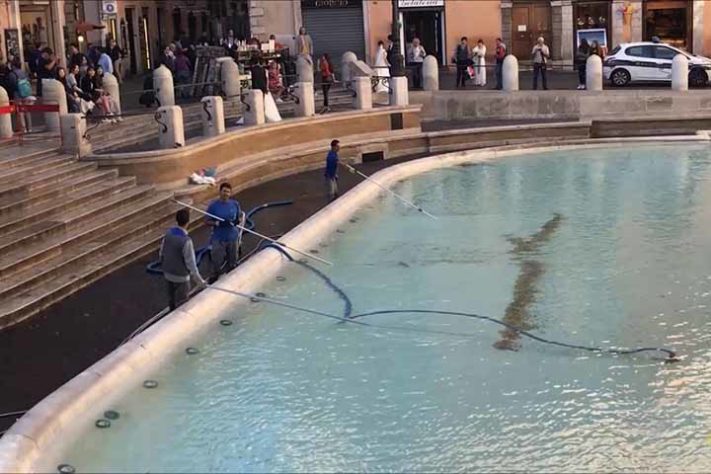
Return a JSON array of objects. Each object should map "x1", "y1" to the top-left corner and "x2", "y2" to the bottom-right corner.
[
  {"x1": 423, "y1": 55, "x2": 439, "y2": 91},
  {"x1": 296, "y1": 56, "x2": 314, "y2": 83},
  {"x1": 585, "y1": 55, "x2": 603, "y2": 91},
  {"x1": 672, "y1": 54, "x2": 689, "y2": 91},
  {"x1": 218, "y1": 58, "x2": 241, "y2": 100},
  {"x1": 390, "y1": 76, "x2": 409, "y2": 106},
  {"x1": 245, "y1": 90, "x2": 265, "y2": 125},
  {"x1": 102, "y1": 73, "x2": 122, "y2": 115},
  {"x1": 155, "y1": 105, "x2": 184, "y2": 149},
  {"x1": 201, "y1": 96, "x2": 225, "y2": 138},
  {"x1": 341, "y1": 51, "x2": 358, "y2": 86},
  {"x1": 0, "y1": 87, "x2": 12, "y2": 139},
  {"x1": 42, "y1": 79, "x2": 68, "y2": 132},
  {"x1": 295, "y1": 82, "x2": 315, "y2": 117},
  {"x1": 60, "y1": 113, "x2": 91, "y2": 156},
  {"x1": 353, "y1": 76, "x2": 372, "y2": 110},
  {"x1": 502, "y1": 55, "x2": 519, "y2": 91},
  {"x1": 153, "y1": 65, "x2": 175, "y2": 107}
]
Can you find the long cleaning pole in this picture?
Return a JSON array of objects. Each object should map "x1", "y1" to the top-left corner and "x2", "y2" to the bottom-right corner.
[
  {"x1": 340, "y1": 162, "x2": 438, "y2": 219},
  {"x1": 173, "y1": 199, "x2": 333, "y2": 266}
]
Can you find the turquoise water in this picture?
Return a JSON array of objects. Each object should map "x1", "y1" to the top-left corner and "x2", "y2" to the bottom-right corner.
[{"x1": 60, "y1": 145, "x2": 711, "y2": 472}]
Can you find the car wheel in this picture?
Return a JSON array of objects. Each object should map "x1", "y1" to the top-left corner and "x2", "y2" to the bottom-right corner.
[
  {"x1": 689, "y1": 68, "x2": 708, "y2": 88},
  {"x1": 610, "y1": 68, "x2": 631, "y2": 87}
]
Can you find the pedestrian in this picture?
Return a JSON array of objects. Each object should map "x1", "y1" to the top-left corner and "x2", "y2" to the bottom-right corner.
[
  {"x1": 206, "y1": 182, "x2": 242, "y2": 282},
  {"x1": 36, "y1": 47, "x2": 57, "y2": 97},
  {"x1": 68, "y1": 44, "x2": 86, "y2": 71},
  {"x1": 66, "y1": 63, "x2": 93, "y2": 114},
  {"x1": 97, "y1": 47, "x2": 113, "y2": 75},
  {"x1": 108, "y1": 39, "x2": 124, "y2": 83},
  {"x1": 267, "y1": 60, "x2": 284, "y2": 101},
  {"x1": 174, "y1": 49, "x2": 192, "y2": 98},
  {"x1": 159, "y1": 209, "x2": 207, "y2": 311},
  {"x1": 374, "y1": 40, "x2": 390, "y2": 93},
  {"x1": 296, "y1": 26, "x2": 314, "y2": 67},
  {"x1": 531, "y1": 36, "x2": 550, "y2": 90},
  {"x1": 386, "y1": 35, "x2": 395, "y2": 75},
  {"x1": 409, "y1": 37, "x2": 426, "y2": 89},
  {"x1": 590, "y1": 40, "x2": 602, "y2": 58},
  {"x1": 472, "y1": 39, "x2": 487, "y2": 87},
  {"x1": 575, "y1": 39, "x2": 590, "y2": 90},
  {"x1": 452, "y1": 36, "x2": 471, "y2": 88},
  {"x1": 324, "y1": 139, "x2": 340, "y2": 201},
  {"x1": 319, "y1": 53, "x2": 334, "y2": 114},
  {"x1": 494, "y1": 37, "x2": 507, "y2": 90},
  {"x1": 6, "y1": 58, "x2": 35, "y2": 132}
]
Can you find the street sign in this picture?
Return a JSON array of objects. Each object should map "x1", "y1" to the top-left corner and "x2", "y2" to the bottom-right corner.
[{"x1": 102, "y1": 0, "x2": 118, "y2": 16}]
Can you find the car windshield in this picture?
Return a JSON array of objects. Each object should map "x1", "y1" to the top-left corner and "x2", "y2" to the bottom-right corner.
[{"x1": 610, "y1": 45, "x2": 621, "y2": 55}]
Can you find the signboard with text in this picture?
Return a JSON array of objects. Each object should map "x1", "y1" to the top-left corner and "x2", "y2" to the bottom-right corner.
[
  {"x1": 399, "y1": 0, "x2": 444, "y2": 8},
  {"x1": 301, "y1": 0, "x2": 360, "y2": 9}
]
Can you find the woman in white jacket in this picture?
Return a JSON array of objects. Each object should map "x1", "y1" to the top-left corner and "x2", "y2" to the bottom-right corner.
[{"x1": 472, "y1": 39, "x2": 487, "y2": 87}]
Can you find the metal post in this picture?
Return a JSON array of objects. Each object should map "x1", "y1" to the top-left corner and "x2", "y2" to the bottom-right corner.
[{"x1": 391, "y1": 0, "x2": 405, "y2": 77}]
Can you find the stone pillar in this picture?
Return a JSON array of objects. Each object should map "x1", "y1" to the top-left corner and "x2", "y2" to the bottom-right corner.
[
  {"x1": 585, "y1": 55, "x2": 603, "y2": 91},
  {"x1": 201, "y1": 96, "x2": 226, "y2": 137},
  {"x1": 341, "y1": 51, "x2": 358, "y2": 86},
  {"x1": 156, "y1": 106, "x2": 185, "y2": 149},
  {"x1": 672, "y1": 55, "x2": 689, "y2": 91},
  {"x1": 41, "y1": 79, "x2": 68, "y2": 132},
  {"x1": 60, "y1": 114, "x2": 91, "y2": 157},
  {"x1": 219, "y1": 57, "x2": 241, "y2": 101},
  {"x1": 0, "y1": 87, "x2": 12, "y2": 139},
  {"x1": 612, "y1": 0, "x2": 642, "y2": 47},
  {"x1": 296, "y1": 56, "x2": 314, "y2": 83},
  {"x1": 390, "y1": 76, "x2": 409, "y2": 106},
  {"x1": 503, "y1": 55, "x2": 519, "y2": 91},
  {"x1": 102, "y1": 73, "x2": 121, "y2": 116},
  {"x1": 295, "y1": 82, "x2": 315, "y2": 117},
  {"x1": 423, "y1": 55, "x2": 439, "y2": 91},
  {"x1": 245, "y1": 89, "x2": 265, "y2": 125},
  {"x1": 353, "y1": 76, "x2": 372, "y2": 110},
  {"x1": 153, "y1": 65, "x2": 175, "y2": 107}
]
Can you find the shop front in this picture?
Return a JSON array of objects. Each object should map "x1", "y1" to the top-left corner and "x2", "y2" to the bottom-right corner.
[
  {"x1": 643, "y1": 0, "x2": 692, "y2": 50},
  {"x1": 301, "y1": 0, "x2": 365, "y2": 70},
  {"x1": 398, "y1": 0, "x2": 445, "y2": 64},
  {"x1": 573, "y1": 0, "x2": 611, "y2": 55}
]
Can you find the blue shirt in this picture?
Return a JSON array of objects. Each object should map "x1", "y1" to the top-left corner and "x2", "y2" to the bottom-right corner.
[
  {"x1": 325, "y1": 150, "x2": 338, "y2": 179},
  {"x1": 206, "y1": 199, "x2": 241, "y2": 242},
  {"x1": 98, "y1": 53, "x2": 113, "y2": 75}
]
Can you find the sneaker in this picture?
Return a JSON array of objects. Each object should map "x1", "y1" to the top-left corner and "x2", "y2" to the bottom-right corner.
[
  {"x1": 276, "y1": 97, "x2": 284, "y2": 103},
  {"x1": 101, "y1": 118, "x2": 110, "y2": 124},
  {"x1": 117, "y1": 117, "x2": 124, "y2": 122}
]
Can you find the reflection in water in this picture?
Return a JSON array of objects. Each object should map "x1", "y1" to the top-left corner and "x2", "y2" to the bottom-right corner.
[{"x1": 495, "y1": 214, "x2": 562, "y2": 350}]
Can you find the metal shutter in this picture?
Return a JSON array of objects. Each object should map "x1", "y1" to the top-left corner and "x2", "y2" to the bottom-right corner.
[{"x1": 303, "y1": 6, "x2": 365, "y2": 73}]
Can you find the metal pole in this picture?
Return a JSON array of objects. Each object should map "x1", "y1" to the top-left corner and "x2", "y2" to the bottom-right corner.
[{"x1": 391, "y1": 0, "x2": 405, "y2": 77}]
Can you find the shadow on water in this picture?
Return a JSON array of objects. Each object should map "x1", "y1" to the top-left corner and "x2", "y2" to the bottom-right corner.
[{"x1": 494, "y1": 213, "x2": 563, "y2": 351}]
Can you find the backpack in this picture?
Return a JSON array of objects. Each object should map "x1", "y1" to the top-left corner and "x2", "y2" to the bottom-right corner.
[{"x1": 17, "y1": 78, "x2": 32, "y2": 98}]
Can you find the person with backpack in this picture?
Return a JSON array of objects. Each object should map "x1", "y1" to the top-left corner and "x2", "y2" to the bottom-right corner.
[{"x1": 7, "y1": 59, "x2": 35, "y2": 132}]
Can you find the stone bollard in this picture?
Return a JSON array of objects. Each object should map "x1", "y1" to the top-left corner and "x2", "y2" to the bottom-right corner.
[
  {"x1": 502, "y1": 55, "x2": 519, "y2": 92},
  {"x1": 102, "y1": 73, "x2": 122, "y2": 116},
  {"x1": 153, "y1": 65, "x2": 175, "y2": 107},
  {"x1": 585, "y1": 55, "x2": 603, "y2": 91},
  {"x1": 353, "y1": 76, "x2": 373, "y2": 110},
  {"x1": 341, "y1": 51, "x2": 358, "y2": 86},
  {"x1": 423, "y1": 55, "x2": 439, "y2": 91},
  {"x1": 218, "y1": 57, "x2": 241, "y2": 101},
  {"x1": 60, "y1": 113, "x2": 91, "y2": 156},
  {"x1": 42, "y1": 79, "x2": 68, "y2": 132},
  {"x1": 672, "y1": 54, "x2": 689, "y2": 91},
  {"x1": 0, "y1": 87, "x2": 12, "y2": 139},
  {"x1": 390, "y1": 76, "x2": 409, "y2": 106},
  {"x1": 201, "y1": 96, "x2": 225, "y2": 138},
  {"x1": 155, "y1": 105, "x2": 184, "y2": 149},
  {"x1": 296, "y1": 56, "x2": 314, "y2": 83},
  {"x1": 295, "y1": 82, "x2": 315, "y2": 117},
  {"x1": 245, "y1": 89, "x2": 265, "y2": 125}
]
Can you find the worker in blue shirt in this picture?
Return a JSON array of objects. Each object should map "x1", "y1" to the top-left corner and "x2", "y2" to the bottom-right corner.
[
  {"x1": 206, "y1": 182, "x2": 242, "y2": 281},
  {"x1": 325, "y1": 139, "x2": 340, "y2": 201}
]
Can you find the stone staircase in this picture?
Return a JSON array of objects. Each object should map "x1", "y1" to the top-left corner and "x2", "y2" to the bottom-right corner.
[{"x1": 0, "y1": 147, "x2": 178, "y2": 328}]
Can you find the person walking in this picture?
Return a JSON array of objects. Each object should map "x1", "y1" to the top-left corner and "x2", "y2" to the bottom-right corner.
[
  {"x1": 374, "y1": 40, "x2": 390, "y2": 93},
  {"x1": 409, "y1": 37, "x2": 426, "y2": 90},
  {"x1": 296, "y1": 27, "x2": 314, "y2": 66},
  {"x1": 206, "y1": 182, "x2": 242, "y2": 282},
  {"x1": 159, "y1": 209, "x2": 207, "y2": 311},
  {"x1": 452, "y1": 37, "x2": 471, "y2": 88},
  {"x1": 7, "y1": 58, "x2": 34, "y2": 132},
  {"x1": 319, "y1": 53, "x2": 334, "y2": 114},
  {"x1": 325, "y1": 139, "x2": 340, "y2": 201},
  {"x1": 36, "y1": 47, "x2": 57, "y2": 97},
  {"x1": 494, "y1": 38, "x2": 507, "y2": 90},
  {"x1": 575, "y1": 39, "x2": 590, "y2": 90},
  {"x1": 472, "y1": 39, "x2": 487, "y2": 87},
  {"x1": 531, "y1": 36, "x2": 550, "y2": 90}
]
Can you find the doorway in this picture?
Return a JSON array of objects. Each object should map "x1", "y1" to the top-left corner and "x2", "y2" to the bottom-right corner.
[
  {"x1": 125, "y1": 7, "x2": 137, "y2": 74},
  {"x1": 511, "y1": 2, "x2": 551, "y2": 61},
  {"x1": 402, "y1": 9, "x2": 445, "y2": 64}
]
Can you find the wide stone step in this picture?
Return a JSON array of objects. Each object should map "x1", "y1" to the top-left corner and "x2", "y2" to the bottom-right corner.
[
  {"x1": 0, "y1": 161, "x2": 98, "y2": 205},
  {"x1": 0, "y1": 149, "x2": 61, "y2": 168},
  {"x1": 0, "y1": 196, "x2": 175, "y2": 301},
  {"x1": 0, "y1": 169, "x2": 119, "y2": 219},
  {"x1": 0, "y1": 176, "x2": 136, "y2": 233},
  {"x1": 0, "y1": 185, "x2": 154, "y2": 260},
  {"x1": 0, "y1": 155, "x2": 75, "y2": 183}
]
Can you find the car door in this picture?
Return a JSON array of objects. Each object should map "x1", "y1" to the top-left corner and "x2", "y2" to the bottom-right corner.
[
  {"x1": 653, "y1": 45, "x2": 679, "y2": 81},
  {"x1": 624, "y1": 45, "x2": 656, "y2": 81}
]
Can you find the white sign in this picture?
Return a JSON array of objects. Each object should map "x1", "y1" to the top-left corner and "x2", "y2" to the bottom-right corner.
[
  {"x1": 399, "y1": 0, "x2": 444, "y2": 8},
  {"x1": 517, "y1": 25, "x2": 527, "y2": 32},
  {"x1": 102, "y1": 0, "x2": 118, "y2": 16}
]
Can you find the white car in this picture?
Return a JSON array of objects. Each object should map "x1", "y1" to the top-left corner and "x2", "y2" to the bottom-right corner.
[{"x1": 602, "y1": 42, "x2": 711, "y2": 87}]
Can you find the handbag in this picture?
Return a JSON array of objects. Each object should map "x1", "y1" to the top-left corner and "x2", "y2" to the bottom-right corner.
[{"x1": 467, "y1": 65, "x2": 476, "y2": 79}]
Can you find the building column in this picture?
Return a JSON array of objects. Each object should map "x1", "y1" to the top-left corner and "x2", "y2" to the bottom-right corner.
[
  {"x1": 501, "y1": 1, "x2": 512, "y2": 56},
  {"x1": 50, "y1": 0, "x2": 67, "y2": 67},
  {"x1": 9, "y1": 0, "x2": 24, "y2": 66},
  {"x1": 249, "y1": 0, "x2": 266, "y2": 40},
  {"x1": 611, "y1": 0, "x2": 642, "y2": 47},
  {"x1": 551, "y1": 0, "x2": 573, "y2": 65},
  {"x1": 692, "y1": 0, "x2": 704, "y2": 55}
]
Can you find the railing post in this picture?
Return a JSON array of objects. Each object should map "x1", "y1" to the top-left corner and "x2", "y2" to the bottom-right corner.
[
  {"x1": 0, "y1": 88, "x2": 12, "y2": 139},
  {"x1": 201, "y1": 96, "x2": 225, "y2": 137},
  {"x1": 155, "y1": 105, "x2": 184, "y2": 149}
]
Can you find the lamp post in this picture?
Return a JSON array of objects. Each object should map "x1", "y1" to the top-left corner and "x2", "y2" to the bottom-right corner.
[{"x1": 390, "y1": 0, "x2": 405, "y2": 77}]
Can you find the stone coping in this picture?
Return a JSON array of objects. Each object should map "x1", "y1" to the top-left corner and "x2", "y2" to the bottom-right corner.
[{"x1": 0, "y1": 136, "x2": 709, "y2": 472}]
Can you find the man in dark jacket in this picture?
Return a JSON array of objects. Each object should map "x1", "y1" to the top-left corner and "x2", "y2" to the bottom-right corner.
[{"x1": 452, "y1": 37, "x2": 471, "y2": 88}]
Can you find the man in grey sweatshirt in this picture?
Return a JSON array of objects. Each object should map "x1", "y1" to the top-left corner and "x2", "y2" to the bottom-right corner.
[{"x1": 159, "y1": 209, "x2": 207, "y2": 310}]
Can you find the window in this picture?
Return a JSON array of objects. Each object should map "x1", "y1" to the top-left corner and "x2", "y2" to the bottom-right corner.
[
  {"x1": 609, "y1": 45, "x2": 621, "y2": 55},
  {"x1": 626, "y1": 45, "x2": 654, "y2": 58},
  {"x1": 654, "y1": 46, "x2": 679, "y2": 60}
]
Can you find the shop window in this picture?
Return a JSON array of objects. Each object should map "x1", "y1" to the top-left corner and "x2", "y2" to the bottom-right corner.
[
  {"x1": 645, "y1": 4, "x2": 689, "y2": 50},
  {"x1": 574, "y1": 1, "x2": 610, "y2": 53}
]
